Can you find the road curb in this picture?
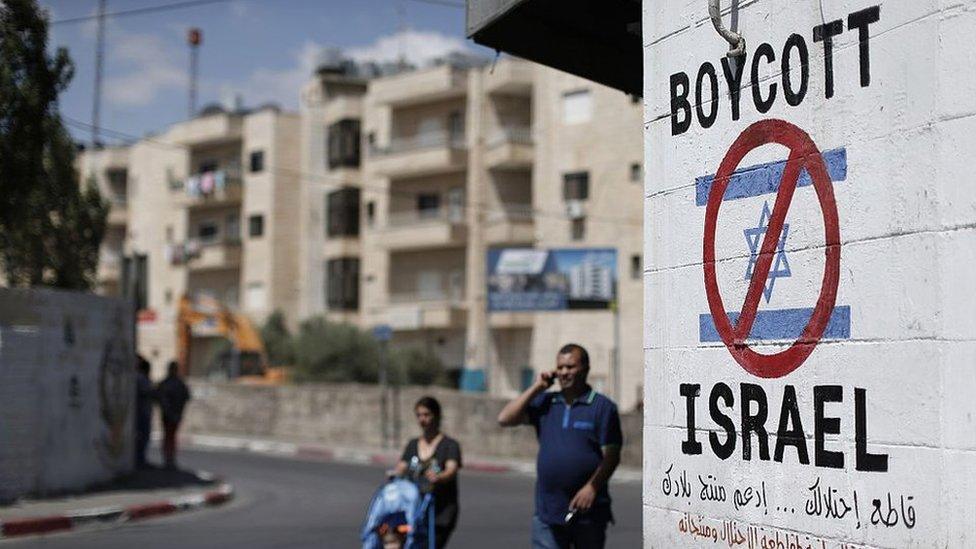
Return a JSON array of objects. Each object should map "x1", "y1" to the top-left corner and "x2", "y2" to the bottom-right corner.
[
  {"x1": 180, "y1": 433, "x2": 642, "y2": 483},
  {"x1": 0, "y1": 482, "x2": 234, "y2": 540}
]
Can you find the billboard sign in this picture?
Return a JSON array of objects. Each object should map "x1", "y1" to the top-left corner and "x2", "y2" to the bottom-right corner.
[{"x1": 487, "y1": 248, "x2": 617, "y2": 312}]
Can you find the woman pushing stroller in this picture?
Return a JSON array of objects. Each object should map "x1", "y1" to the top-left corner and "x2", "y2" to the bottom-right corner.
[{"x1": 392, "y1": 397, "x2": 463, "y2": 548}]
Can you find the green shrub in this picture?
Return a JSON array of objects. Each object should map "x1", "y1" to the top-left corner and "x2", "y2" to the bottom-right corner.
[
  {"x1": 293, "y1": 318, "x2": 380, "y2": 383},
  {"x1": 260, "y1": 310, "x2": 295, "y2": 366},
  {"x1": 393, "y1": 347, "x2": 447, "y2": 386}
]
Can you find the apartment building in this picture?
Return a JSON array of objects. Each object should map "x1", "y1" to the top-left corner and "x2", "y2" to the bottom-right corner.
[
  {"x1": 77, "y1": 145, "x2": 130, "y2": 298},
  {"x1": 300, "y1": 56, "x2": 644, "y2": 409},
  {"x1": 82, "y1": 54, "x2": 643, "y2": 408},
  {"x1": 83, "y1": 106, "x2": 302, "y2": 379}
]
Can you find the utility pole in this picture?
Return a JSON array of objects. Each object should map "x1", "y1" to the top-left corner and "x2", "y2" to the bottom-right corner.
[
  {"x1": 91, "y1": 0, "x2": 106, "y2": 147},
  {"x1": 187, "y1": 28, "x2": 202, "y2": 119}
]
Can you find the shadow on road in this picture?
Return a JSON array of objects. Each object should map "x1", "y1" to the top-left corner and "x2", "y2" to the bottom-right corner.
[{"x1": 102, "y1": 466, "x2": 217, "y2": 492}]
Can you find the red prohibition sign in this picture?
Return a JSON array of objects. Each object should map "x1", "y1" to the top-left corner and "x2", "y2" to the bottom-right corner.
[{"x1": 703, "y1": 119, "x2": 840, "y2": 379}]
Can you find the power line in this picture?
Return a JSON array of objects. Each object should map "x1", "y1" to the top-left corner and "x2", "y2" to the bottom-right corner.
[
  {"x1": 51, "y1": 0, "x2": 462, "y2": 25},
  {"x1": 61, "y1": 115, "x2": 642, "y2": 228},
  {"x1": 51, "y1": 0, "x2": 255, "y2": 25},
  {"x1": 405, "y1": 0, "x2": 465, "y2": 8}
]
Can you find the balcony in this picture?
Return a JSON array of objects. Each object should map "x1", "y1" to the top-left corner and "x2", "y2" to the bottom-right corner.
[
  {"x1": 98, "y1": 252, "x2": 122, "y2": 282},
  {"x1": 369, "y1": 130, "x2": 467, "y2": 177},
  {"x1": 169, "y1": 113, "x2": 243, "y2": 146},
  {"x1": 484, "y1": 127, "x2": 533, "y2": 170},
  {"x1": 485, "y1": 204, "x2": 534, "y2": 244},
  {"x1": 381, "y1": 291, "x2": 467, "y2": 330},
  {"x1": 169, "y1": 238, "x2": 242, "y2": 272},
  {"x1": 173, "y1": 169, "x2": 243, "y2": 209},
  {"x1": 369, "y1": 65, "x2": 466, "y2": 107},
  {"x1": 381, "y1": 208, "x2": 467, "y2": 251},
  {"x1": 484, "y1": 60, "x2": 533, "y2": 95},
  {"x1": 106, "y1": 197, "x2": 128, "y2": 227}
]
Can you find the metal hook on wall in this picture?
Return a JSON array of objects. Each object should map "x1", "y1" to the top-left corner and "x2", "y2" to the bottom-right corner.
[{"x1": 708, "y1": 0, "x2": 746, "y2": 57}]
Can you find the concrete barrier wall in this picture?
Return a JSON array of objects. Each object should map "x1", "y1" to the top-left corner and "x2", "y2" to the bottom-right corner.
[
  {"x1": 0, "y1": 288, "x2": 135, "y2": 503},
  {"x1": 643, "y1": 0, "x2": 976, "y2": 546},
  {"x1": 183, "y1": 381, "x2": 642, "y2": 468}
]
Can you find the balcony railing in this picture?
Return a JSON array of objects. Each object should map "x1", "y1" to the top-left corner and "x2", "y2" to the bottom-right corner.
[
  {"x1": 389, "y1": 288, "x2": 465, "y2": 304},
  {"x1": 486, "y1": 127, "x2": 532, "y2": 147},
  {"x1": 371, "y1": 130, "x2": 465, "y2": 156},
  {"x1": 167, "y1": 236, "x2": 241, "y2": 266},
  {"x1": 170, "y1": 167, "x2": 242, "y2": 196},
  {"x1": 487, "y1": 203, "x2": 534, "y2": 222},
  {"x1": 388, "y1": 206, "x2": 465, "y2": 227}
]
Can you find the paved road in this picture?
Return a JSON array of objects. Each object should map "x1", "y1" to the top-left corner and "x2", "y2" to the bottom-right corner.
[{"x1": 5, "y1": 448, "x2": 642, "y2": 548}]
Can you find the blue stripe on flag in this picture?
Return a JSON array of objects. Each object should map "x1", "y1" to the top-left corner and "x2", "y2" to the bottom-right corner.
[
  {"x1": 699, "y1": 305, "x2": 851, "y2": 342},
  {"x1": 695, "y1": 148, "x2": 847, "y2": 207}
]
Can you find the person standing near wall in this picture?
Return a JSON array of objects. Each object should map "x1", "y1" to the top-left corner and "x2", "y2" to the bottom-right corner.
[
  {"x1": 498, "y1": 344, "x2": 622, "y2": 549},
  {"x1": 134, "y1": 355, "x2": 154, "y2": 468},
  {"x1": 156, "y1": 361, "x2": 191, "y2": 469}
]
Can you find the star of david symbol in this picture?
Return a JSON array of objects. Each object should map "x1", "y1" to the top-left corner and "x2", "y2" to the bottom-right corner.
[{"x1": 743, "y1": 200, "x2": 792, "y2": 303}]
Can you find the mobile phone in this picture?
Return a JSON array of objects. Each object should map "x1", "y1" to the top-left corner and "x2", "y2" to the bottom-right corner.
[{"x1": 543, "y1": 370, "x2": 557, "y2": 388}]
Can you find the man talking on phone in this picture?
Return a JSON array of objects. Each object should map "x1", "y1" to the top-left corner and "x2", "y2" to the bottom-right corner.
[{"x1": 497, "y1": 343, "x2": 623, "y2": 549}]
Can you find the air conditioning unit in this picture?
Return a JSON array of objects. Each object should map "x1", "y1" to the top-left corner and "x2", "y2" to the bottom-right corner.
[{"x1": 565, "y1": 200, "x2": 586, "y2": 220}]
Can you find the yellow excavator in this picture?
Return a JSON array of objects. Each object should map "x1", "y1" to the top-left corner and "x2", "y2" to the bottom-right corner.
[{"x1": 176, "y1": 294, "x2": 286, "y2": 384}]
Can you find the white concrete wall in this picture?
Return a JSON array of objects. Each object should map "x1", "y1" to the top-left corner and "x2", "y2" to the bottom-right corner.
[
  {"x1": 643, "y1": 0, "x2": 976, "y2": 546},
  {"x1": 0, "y1": 289, "x2": 134, "y2": 502}
]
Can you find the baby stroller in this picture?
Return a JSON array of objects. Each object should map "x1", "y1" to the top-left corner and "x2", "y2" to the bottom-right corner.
[{"x1": 360, "y1": 477, "x2": 435, "y2": 549}]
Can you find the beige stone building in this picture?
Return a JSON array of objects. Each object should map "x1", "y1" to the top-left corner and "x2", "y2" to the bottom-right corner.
[
  {"x1": 77, "y1": 145, "x2": 130, "y2": 298},
  {"x1": 83, "y1": 55, "x2": 643, "y2": 409},
  {"x1": 81, "y1": 106, "x2": 302, "y2": 379},
  {"x1": 299, "y1": 56, "x2": 644, "y2": 410}
]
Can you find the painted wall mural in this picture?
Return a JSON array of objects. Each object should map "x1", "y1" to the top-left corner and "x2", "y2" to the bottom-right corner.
[
  {"x1": 0, "y1": 289, "x2": 134, "y2": 502},
  {"x1": 644, "y1": 1, "x2": 976, "y2": 546}
]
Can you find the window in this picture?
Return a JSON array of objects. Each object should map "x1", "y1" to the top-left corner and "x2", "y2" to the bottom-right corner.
[
  {"x1": 197, "y1": 221, "x2": 219, "y2": 243},
  {"x1": 166, "y1": 168, "x2": 181, "y2": 190},
  {"x1": 131, "y1": 254, "x2": 148, "y2": 310},
  {"x1": 249, "y1": 150, "x2": 265, "y2": 173},
  {"x1": 248, "y1": 214, "x2": 264, "y2": 238},
  {"x1": 447, "y1": 111, "x2": 464, "y2": 142},
  {"x1": 366, "y1": 201, "x2": 376, "y2": 226},
  {"x1": 226, "y1": 213, "x2": 240, "y2": 242},
  {"x1": 631, "y1": 254, "x2": 642, "y2": 280},
  {"x1": 563, "y1": 172, "x2": 590, "y2": 201},
  {"x1": 246, "y1": 282, "x2": 267, "y2": 310},
  {"x1": 165, "y1": 225, "x2": 174, "y2": 243},
  {"x1": 562, "y1": 89, "x2": 592, "y2": 124},
  {"x1": 198, "y1": 160, "x2": 218, "y2": 174},
  {"x1": 571, "y1": 218, "x2": 586, "y2": 241},
  {"x1": 630, "y1": 162, "x2": 642, "y2": 183},
  {"x1": 326, "y1": 258, "x2": 360, "y2": 310},
  {"x1": 326, "y1": 187, "x2": 361, "y2": 237},
  {"x1": 107, "y1": 169, "x2": 128, "y2": 203},
  {"x1": 417, "y1": 194, "x2": 440, "y2": 218},
  {"x1": 327, "y1": 119, "x2": 361, "y2": 169}
]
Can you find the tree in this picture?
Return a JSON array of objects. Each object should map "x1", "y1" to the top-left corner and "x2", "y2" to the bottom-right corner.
[
  {"x1": 293, "y1": 318, "x2": 380, "y2": 383},
  {"x1": 0, "y1": 0, "x2": 107, "y2": 290},
  {"x1": 260, "y1": 310, "x2": 295, "y2": 366},
  {"x1": 392, "y1": 347, "x2": 447, "y2": 387}
]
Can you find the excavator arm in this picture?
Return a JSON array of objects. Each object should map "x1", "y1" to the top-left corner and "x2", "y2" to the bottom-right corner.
[{"x1": 176, "y1": 294, "x2": 269, "y2": 379}]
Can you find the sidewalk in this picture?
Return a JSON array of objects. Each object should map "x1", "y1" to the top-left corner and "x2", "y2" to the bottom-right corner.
[
  {"x1": 180, "y1": 432, "x2": 643, "y2": 484},
  {"x1": 0, "y1": 467, "x2": 234, "y2": 540}
]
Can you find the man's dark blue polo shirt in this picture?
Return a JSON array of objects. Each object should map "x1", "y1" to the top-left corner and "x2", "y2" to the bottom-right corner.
[{"x1": 527, "y1": 386, "x2": 623, "y2": 525}]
